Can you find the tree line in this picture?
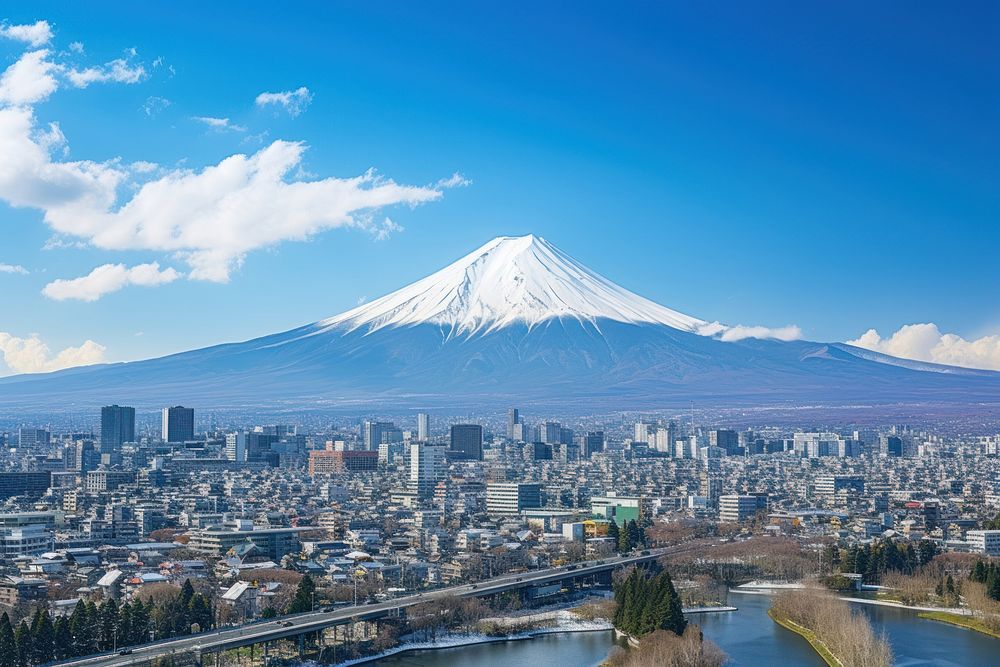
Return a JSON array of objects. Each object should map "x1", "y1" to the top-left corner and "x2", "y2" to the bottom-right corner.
[
  {"x1": 835, "y1": 538, "x2": 937, "y2": 583},
  {"x1": 608, "y1": 519, "x2": 648, "y2": 554},
  {"x1": 612, "y1": 566, "x2": 686, "y2": 638},
  {"x1": 969, "y1": 560, "x2": 1000, "y2": 601},
  {"x1": 0, "y1": 579, "x2": 214, "y2": 666}
]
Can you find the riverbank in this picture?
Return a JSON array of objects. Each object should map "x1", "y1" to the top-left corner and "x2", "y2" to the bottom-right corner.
[
  {"x1": 334, "y1": 610, "x2": 613, "y2": 666},
  {"x1": 731, "y1": 587, "x2": 969, "y2": 615},
  {"x1": 917, "y1": 610, "x2": 1000, "y2": 640},
  {"x1": 767, "y1": 608, "x2": 840, "y2": 667}
]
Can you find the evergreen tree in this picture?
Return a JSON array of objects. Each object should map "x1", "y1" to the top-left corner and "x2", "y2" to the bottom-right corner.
[
  {"x1": 13, "y1": 622, "x2": 29, "y2": 667},
  {"x1": 987, "y1": 568, "x2": 1000, "y2": 601},
  {"x1": 68, "y1": 600, "x2": 90, "y2": 657},
  {"x1": 29, "y1": 609, "x2": 54, "y2": 665},
  {"x1": 0, "y1": 614, "x2": 15, "y2": 667},
  {"x1": 618, "y1": 522, "x2": 632, "y2": 553},
  {"x1": 52, "y1": 615, "x2": 71, "y2": 661},
  {"x1": 100, "y1": 599, "x2": 120, "y2": 651},
  {"x1": 287, "y1": 575, "x2": 317, "y2": 614},
  {"x1": 971, "y1": 560, "x2": 987, "y2": 583},
  {"x1": 627, "y1": 520, "x2": 643, "y2": 550},
  {"x1": 607, "y1": 520, "x2": 621, "y2": 551}
]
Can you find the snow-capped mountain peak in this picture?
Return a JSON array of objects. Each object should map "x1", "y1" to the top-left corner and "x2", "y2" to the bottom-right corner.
[{"x1": 319, "y1": 234, "x2": 709, "y2": 335}]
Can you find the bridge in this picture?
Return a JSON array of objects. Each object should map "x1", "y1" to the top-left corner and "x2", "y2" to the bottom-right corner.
[{"x1": 57, "y1": 544, "x2": 698, "y2": 666}]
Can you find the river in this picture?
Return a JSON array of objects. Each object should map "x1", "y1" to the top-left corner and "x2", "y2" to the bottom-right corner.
[{"x1": 368, "y1": 592, "x2": 998, "y2": 666}]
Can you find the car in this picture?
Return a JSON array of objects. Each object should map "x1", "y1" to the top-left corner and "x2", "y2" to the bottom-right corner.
[
  {"x1": 118, "y1": 649, "x2": 132, "y2": 656},
  {"x1": 278, "y1": 620, "x2": 294, "y2": 627},
  {"x1": 470, "y1": 584, "x2": 478, "y2": 589},
  {"x1": 565, "y1": 564, "x2": 578, "y2": 570},
  {"x1": 515, "y1": 577, "x2": 523, "y2": 582}
]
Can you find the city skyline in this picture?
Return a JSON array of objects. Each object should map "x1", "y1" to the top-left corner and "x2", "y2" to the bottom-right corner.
[{"x1": 0, "y1": 4, "x2": 998, "y2": 377}]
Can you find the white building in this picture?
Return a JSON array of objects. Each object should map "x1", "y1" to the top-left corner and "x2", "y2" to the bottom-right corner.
[
  {"x1": 486, "y1": 483, "x2": 542, "y2": 514},
  {"x1": 225, "y1": 432, "x2": 246, "y2": 462},
  {"x1": 966, "y1": 530, "x2": 1000, "y2": 556},
  {"x1": 719, "y1": 495, "x2": 766, "y2": 523},
  {"x1": 410, "y1": 442, "x2": 447, "y2": 496}
]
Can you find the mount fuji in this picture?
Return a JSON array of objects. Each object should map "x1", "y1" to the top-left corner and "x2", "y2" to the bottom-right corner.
[{"x1": 1, "y1": 235, "x2": 998, "y2": 412}]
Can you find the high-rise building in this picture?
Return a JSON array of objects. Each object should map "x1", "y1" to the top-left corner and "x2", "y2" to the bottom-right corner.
[
  {"x1": 633, "y1": 421, "x2": 654, "y2": 444},
  {"x1": 709, "y1": 429, "x2": 739, "y2": 455},
  {"x1": 247, "y1": 432, "x2": 279, "y2": 465},
  {"x1": 506, "y1": 408, "x2": 520, "y2": 440},
  {"x1": 161, "y1": 406, "x2": 194, "y2": 443},
  {"x1": 880, "y1": 435, "x2": 903, "y2": 457},
  {"x1": 17, "y1": 428, "x2": 50, "y2": 451},
  {"x1": 100, "y1": 405, "x2": 135, "y2": 463},
  {"x1": 417, "y1": 413, "x2": 430, "y2": 441},
  {"x1": 363, "y1": 421, "x2": 396, "y2": 451},
  {"x1": 540, "y1": 421, "x2": 562, "y2": 445},
  {"x1": 225, "y1": 432, "x2": 247, "y2": 462},
  {"x1": 410, "y1": 442, "x2": 447, "y2": 497},
  {"x1": 584, "y1": 431, "x2": 605, "y2": 458},
  {"x1": 449, "y1": 424, "x2": 483, "y2": 460}
]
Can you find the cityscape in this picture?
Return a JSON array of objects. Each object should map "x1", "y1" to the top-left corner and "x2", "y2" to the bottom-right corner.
[{"x1": 0, "y1": 4, "x2": 998, "y2": 667}]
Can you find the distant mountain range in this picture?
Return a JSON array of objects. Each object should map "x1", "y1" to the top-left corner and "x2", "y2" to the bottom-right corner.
[{"x1": 1, "y1": 235, "x2": 997, "y2": 412}]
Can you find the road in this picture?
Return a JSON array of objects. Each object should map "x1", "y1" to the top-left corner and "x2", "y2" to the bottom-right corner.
[{"x1": 57, "y1": 544, "x2": 698, "y2": 666}]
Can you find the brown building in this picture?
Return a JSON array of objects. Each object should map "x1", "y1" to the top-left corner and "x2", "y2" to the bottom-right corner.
[{"x1": 308, "y1": 448, "x2": 378, "y2": 475}]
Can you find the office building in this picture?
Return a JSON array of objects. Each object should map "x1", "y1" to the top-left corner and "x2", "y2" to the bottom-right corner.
[
  {"x1": 410, "y1": 442, "x2": 448, "y2": 497},
  {"x1": 17, "y1": 428, "x2": 50, "y2": 451},
  {"x1": 225, "y1": 432, "x2": 247, "y2": 462},
  {"x1": 591, "y1": 494, "x2": 642, "y2": 522},
  {"x1": 308, "y1": 447, "x2": 378, "y2": 474},
  {"x1": 816, "y1": 475, "x2": 865, "y2": 496},
  {"x1": 161, "y1": 406, "x2": 195, "y2": 443},
  {"x1": 966, "y1": 530, "x2": 1000, "y2": 556},
  {"x1": 709, "y1": 429, "x2": 739, "y2": 455},
  {"x1": 100, "y1": 405, "x2": 135, "y2": 462},
  {"x1": 417, "y1": 413, "x2": 430, "y2": 441},
  {"x1": 719, "y1": 495, "x2": 767, "y2": 523},
  {"x1": 538, "y1": 421, "x2": 561, "y2": 446},
  {"x1": 584, "y1": 431, "x2": 605, "y2": 458},
  {"x1": 486, "y1": 482, "x2": 542, "y2": 514},
  {"x1": 187, "y1": 524, "x2": 303, "y2": 561},
  {"x1": 0, "y1": 473, "x2": 51, "y2": 501},
  {"x1": 507, "y1": 408, "x2": 520, "y2": 440},
  {"x1": 363, "y1": 421, "x2": 396, "y2": 451},
  {"x1": 449, "y1": 424, "x2": 483, "y2": 460}
]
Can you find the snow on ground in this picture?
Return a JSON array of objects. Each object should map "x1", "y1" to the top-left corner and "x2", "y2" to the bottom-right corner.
[{"x1": 322, "y1": 609, "x2": 613, "y2": 666}]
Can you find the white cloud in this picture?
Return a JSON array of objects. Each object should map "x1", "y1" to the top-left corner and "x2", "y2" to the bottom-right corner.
[
  {"x1": 21, "y1": 135, "x2": 450, "y2": 282},
  {"x1": 0, "y1": 20, "x2": 52, "y2": 47},
  {"x1": 718, "y1": 324, "x2": 803, "y2": 342},
  {"x1": 847, "y1": 323, "x2": 1000, "y2": 371},
  {"x1": 0, "y1": 332, "x2": 106, "y2": 374},
  {"x1": 0, "y1": 49, "x2": 59, "y2": 105},
  {"x1": 64, "y1": 58, "x2": 146, "y2": 87},
  {"x1": 695, "y1": 320, "x2": 802, "y2": 342},
  {"x1": 0, "y1": 30, "x2": 459, "y2": 294},
  {"x1": 0, "y1": 263, "x2": 28, "y2": 274},
  {"x1": 255, "y1": 86, "x2": 313, "y2": 116},
  {"x1": 42, "y1": 262, "x2": 180, "y2": 301},
  {"x1": 68, "y1": 41, "x2": 84, "y2": 54},
  {"x1": 192, "y1": 116, "x2": 246, "y2": 132},
  {"x1": 436, "y1": 173, "x2": 471, "y2": 188},
  {"x1": 141, "y1": 96, "x2": 170, "y2": 117},
  {"x1": 372, "y1": 217, "x2": 403, "y2": 241}
]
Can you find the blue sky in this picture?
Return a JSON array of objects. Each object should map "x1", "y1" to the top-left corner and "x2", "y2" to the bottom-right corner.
[{"x1": 0, "y1": 2, "x2": 998, "y2": 374}]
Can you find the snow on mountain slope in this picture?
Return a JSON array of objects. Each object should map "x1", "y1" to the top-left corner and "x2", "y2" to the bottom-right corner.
[{"x1": 318, "y1": 235, "x2": 712, "y2": 336}]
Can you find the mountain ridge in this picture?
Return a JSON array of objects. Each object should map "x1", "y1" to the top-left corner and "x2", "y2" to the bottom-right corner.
[{"x1": 0, "y1": 235, "x2": 997, "y2": 411}]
